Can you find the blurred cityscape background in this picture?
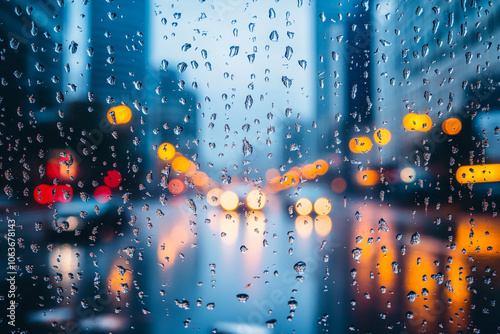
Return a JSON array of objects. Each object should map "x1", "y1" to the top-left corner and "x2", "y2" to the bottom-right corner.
[{"x1": 0, "y1": 0, "x2": 499, "y2": 333}]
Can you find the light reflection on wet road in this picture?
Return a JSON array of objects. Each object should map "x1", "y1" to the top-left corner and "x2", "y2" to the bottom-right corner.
[{"x1": 5, "y1": 196, "x2": 500, "y2": 333}]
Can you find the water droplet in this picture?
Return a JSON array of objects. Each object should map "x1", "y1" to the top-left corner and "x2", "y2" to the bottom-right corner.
[
  {"x1": 245, "y1": 95, "x2": 253, "y2": 110},
  {"x1": 282, "y1": 76, "x2": 292, "y2": 88},
  {"x1": 378, "y1": 218, "x2": 389, "y2": 232},
  {"x1": 293, "y1": 261, "x2": 306, "y2": 273},
  {"x1": 361, "y1": 0, "x2": 369, "y2": 11},
  {"x1": 177, "y1": 62, "x2": 188, "y2": 73},
  {"x1": 410, "y1": 232, "x2": 421, "y2": 245},
  {"x1": 9, "y1": 38, "x2": 19, "y2": 50},
  {"x1": 229, "y1": 46, "x2": 239, "y2": 57},
  {"x1": 236, "y1": 293, "x2": 249, "y2": 302},
  {"x1": 160, "y1": 59, "x2": 168, "y2": 71},
  {"x1": 407, "y1": 291, "x2": 417, "y2": 302},
  {"x1": 242, "y1": 138, "x2": 253, "y2": 157},
  {"x1": 379, "y1": 39, "x2": 391, "y2": 47},
  {"x1": 284, "y1": 46, "x2": 293, "y2": 60},
  {"x1": 269, "y1": 8, "x2": 276, "y2": 19},
  {"x1": 266, "y1": 320, "x2": 277, "y2": 328},
  {"x1": 355, "y1": 211, "x2": 362, "y2": 221},
  {"x1": 269, "y1": 30, "x2": 279, "y2": 42},
  {"x1": 352, "y1": 248, "x2": 363, "y2": 260}
]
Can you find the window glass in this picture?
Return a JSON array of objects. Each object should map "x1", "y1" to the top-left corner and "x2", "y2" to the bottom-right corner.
[{"x1": 1, "y1": 1, "x2": 499, "y2": 333}]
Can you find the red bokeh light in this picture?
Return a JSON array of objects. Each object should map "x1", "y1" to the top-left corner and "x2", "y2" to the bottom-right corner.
[
  {"x1": 94, "y1": 185, "x2": 112, "y2": 203},
  {"x1": 168, "y1": 179, "x2": 185, "y2": 195},
  {"x1": 104, "y1": 170, "x2": 122, "y2": 188}
]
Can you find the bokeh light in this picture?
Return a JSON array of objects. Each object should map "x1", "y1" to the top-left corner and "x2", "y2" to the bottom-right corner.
[
  {"x1": 356, "y1": 170, "x2": 380, "y2": 186},
  {"x1": 94, "y1": 185, "x2": 112, "y2": 203},
  {"x1": 403, "y1": 113, "x2": 432, "y2": 132},
  {"x1": 157, "y1": 142, "x2": 176, "y2": 161},
  {"x1": 349, "y1": 137, "x2": 373, "y2": 153},
  {"x1": 314, "y1": 215, "x2": 332, "y2": 237},
  {"x1": 314, "y1": 197, "x2": 332, "y2": 215},
  {"x1": 400, "y1": 167, "x2": 416, "y2": 183},
  {"x1": 313, "y1": 159, "x2": 329, "y2": 176},
  {"x1": 193, "y1": 171, "x2": 208, "y2": 187},
  {"x1": 295, "y1": 198, "x2": 313, "y2": 215},
  {"x1": 34, "y1": 184, "x2": 51, "y2": 204},
  {"x1": 168, "y1": 179, "x2": 185, "y2": 194},
  {"x1": 104, "y1": 170, "x2": 122, "y2": 188},
  {"x1": 456, "y1": 164, "x2": 500, "y2": 184},
  {"x1": 220, "y1": 191, "x2": 239, "y2": 211},
  {"x1": 106, "y1": 105, "x2": 132, "y2": 125},
  {"x1": 373, "y1": 128, "x2": 392, "y2": 145},
  {"x1": 442, "y1": 117, "x2": 462, "y2": 135},
  {"x1": 331, "y1": 177, "x2": 347, "y2": 193},
  {"x1": 295, "y1": 215, "x2": 314, "y2": 238},
  {"x1": 172, "y1": 156, "x2": 190, "y2": 173},
  {"x1": 246, "y1": 189, "x2": 267, "y2": 210},
  {"x1": 220, "y1": 211, "x2": 239, "y2": 245},
  {"x1": 207, "y1": 188, "x2": 223, "y2": 206}
]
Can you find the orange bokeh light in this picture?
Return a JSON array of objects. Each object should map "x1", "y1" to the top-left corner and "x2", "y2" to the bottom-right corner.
[
  {"x1": 356, "y1": 170, "x2": 380, "y2": 186},
  {"x1": 172, "y1": 156, "x2": 190, "y2": 173},
  {"x1": 442, "y1": 117, "x2": 462, "y2": 135},
  {"x1": 349, "y1": 137, "x2": 373, "y2": 153},
  {"x1": 107, "y1": 105, "x2": 132, "y2": 125}
]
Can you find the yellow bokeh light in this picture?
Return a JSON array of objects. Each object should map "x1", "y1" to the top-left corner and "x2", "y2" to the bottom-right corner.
[
  {"x1": 442, "y1": 117, "x2": 462, "y2": 135},
  {"x1": 246, "y1": 189, "x2": 267, "y2": 210},
  {"x1": 157, "y1": 142, "x2": 176, "y2": 161},
  {"x1": 295, "y1": 198, "x2": 313, "y2": 216},
  {"x1": 220, "y1": 191, "x2": 239, "y2": 211},
  {"x1": 456, "y1": 164, "x2": 500, "y2": 184},
  {"x1": 403, "y1": 113, "x2": 432, "y2": 132},
  {"x1": 107, "y1": 105, "x2": 132, "y2": 125},
  {"x1": 349, "y1": 137, "x2": 373, "y2": 153},
  {"x1": 314, "y1": 215, "x2": 332, "y2": 237},
  {"x1": 314, "y1": 197, "x2": 332, "y2": 215},
  {"x1": 172, "y1": 156, "x2": 190, "y2": 173},
  {"x1": 373, "y1": 128, "x2": 392, "y2": 145}
]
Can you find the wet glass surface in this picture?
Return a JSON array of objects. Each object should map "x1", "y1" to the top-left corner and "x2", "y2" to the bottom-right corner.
[{"x1": 0, "y1": 1, "x2": 499, "y2": 333}]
